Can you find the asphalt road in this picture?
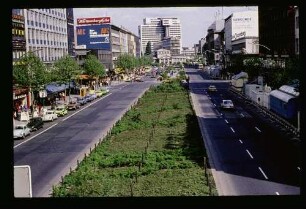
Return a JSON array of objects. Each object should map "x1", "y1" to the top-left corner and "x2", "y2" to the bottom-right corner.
[
  {"x1": 187, "y1": 68, "x2": 301, "y2": 195},
  {"x1": 14, "y1": 77, "x2": 159, "y2": 197}
]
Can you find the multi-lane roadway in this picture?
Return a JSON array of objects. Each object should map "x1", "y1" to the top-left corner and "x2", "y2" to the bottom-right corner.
[{"x1": 187, "y1": 68, "x2": 301, "y2": 195}]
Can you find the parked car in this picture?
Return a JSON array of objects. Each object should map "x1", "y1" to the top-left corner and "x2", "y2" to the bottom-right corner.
[
  {"x1": 14, "y1": 124, "x2": 31, "y2": 139},
  {"x1": 42, "y1": 110, "x2": 58, "y2": 122},
  {"x1": 76, "y1": 96, "x2": 87, "y2": 105},
  {"x1": 220, "y1": 99, "x2": 234, "y2": 110},
  {"x1": 27, "y1": 117, "x2": 44, "y2": 131},
  {"x1": 135, "y1": 76, "x2": 144, "y2": 82},
  {"x1": 68, "y1": 100, "x2": 81, "y2": 110},
  {"x1": 95, "y1": 90, "x2": 104, "y2": 98},
  {"x1": 208, "y1": 85, "x2": 217, "y2": 92},
  {"x1": 55, "y1": 105, "x2": 68, "y2": 116}
]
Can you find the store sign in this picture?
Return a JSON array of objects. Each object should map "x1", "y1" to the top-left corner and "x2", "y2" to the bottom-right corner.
[
  {"x1": 77, "y1": 17, "x2": 111, "y2": 25},
  {"x1": 232, "y1": 31, "x2": 246, "y2": 40},
  {"x1": 13, "y1": 94, "x2": 26, "y2": 100},
  {"x1": 39, "y1": 90, "x2": 47, "y2": 98},
  {"x1": 12, "y1": 14, "x2": 24, "y2": 21}
]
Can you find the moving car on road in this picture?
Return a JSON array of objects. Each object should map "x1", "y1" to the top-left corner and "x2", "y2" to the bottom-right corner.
[{"x1": 220, "y1": 99, "x2": 234, "y2": 110}]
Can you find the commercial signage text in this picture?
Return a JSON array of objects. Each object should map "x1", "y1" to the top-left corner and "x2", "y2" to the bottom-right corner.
[{"x1": 77, "y1": 17, "x2": 111, "y2": 25}]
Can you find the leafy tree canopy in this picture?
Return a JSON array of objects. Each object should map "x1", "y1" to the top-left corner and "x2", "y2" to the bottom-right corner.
[
  {"x1": 83, "y1": 54, "x2": 106, "y2": 78},
  {"x1": 13, "y1": 52, "x2": 48, "y2": 91},
  {"x1": 145, "y1": 41, "x2": 152, "y2": 56},
  {"x1": 54, "y1": 55, "x2": 81, "y2": 83}
]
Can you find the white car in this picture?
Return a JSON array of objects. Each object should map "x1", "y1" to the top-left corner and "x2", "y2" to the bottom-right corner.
[
  {"x1": 42, "y1": 110, "x2": 58, "y2": 122},
  {"x1": 220, "y1": 100, "x2": 234, "y2": 110},
  {"x1": 13, "y1": 124, "x2": 31, "y2": 139}
]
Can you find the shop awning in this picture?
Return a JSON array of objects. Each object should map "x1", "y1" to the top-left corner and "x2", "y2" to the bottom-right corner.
[{"x1": 45, "y1": 81, "x2": 76, "y2": 94}]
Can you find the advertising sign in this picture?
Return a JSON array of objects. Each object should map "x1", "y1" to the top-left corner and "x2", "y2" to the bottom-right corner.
[
  {"x1": 76, "y1": 25, "x2": 111, "y2": 50},
  {"x1": 231, "y1": 11, "x2": 258, "y2": 41},
  {"x1": 77, "y1": 17, "x2": 111, "y2": 25}
]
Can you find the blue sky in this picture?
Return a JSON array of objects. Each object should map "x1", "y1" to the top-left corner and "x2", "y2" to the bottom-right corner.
[{"x1": 74, "y1": 6, "x2": 258, "y2": 48}]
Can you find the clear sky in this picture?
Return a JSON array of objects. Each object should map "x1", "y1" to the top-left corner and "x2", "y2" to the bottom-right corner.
[{"x1": 73, "y1": 6, "x2": 258, "y2": 48}]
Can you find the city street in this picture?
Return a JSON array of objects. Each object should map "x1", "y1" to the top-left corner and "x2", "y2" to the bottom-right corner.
[
  {"x1": 187, "y1": 68, "x2": 300, "y2": 195},
  {"x1": 14, "y1": 77, "x2": 159, "y2": 197}
]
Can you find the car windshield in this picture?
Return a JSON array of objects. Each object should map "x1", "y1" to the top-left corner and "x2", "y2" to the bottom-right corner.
[
  {"x1": 224, "y1": 100, "x2": 233, "y2": 105},
  {"x1": 15, "y1": 126, "x2": 24, "y2": 130}
]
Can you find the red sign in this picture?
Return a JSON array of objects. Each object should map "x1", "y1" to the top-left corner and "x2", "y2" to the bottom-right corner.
[{"x1": 77, "y1": 17, "x2": 111, "y2": 25}]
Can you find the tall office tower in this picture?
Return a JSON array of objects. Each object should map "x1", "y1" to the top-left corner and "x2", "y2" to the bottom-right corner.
[
  {"x1": 24, "y1": 9, "x2": 68, "y2": 65},
  {"x1": 139, "y1": 17, "x2": 182, "y2": 56},
  {"x1": 66, "y1": 8, "x2": 75, "y2": 57}
]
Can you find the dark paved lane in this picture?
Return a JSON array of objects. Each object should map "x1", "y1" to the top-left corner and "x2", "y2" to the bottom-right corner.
[
  {"x1": 187, "y1": 68, "x2": 300, "y2": 195},
  {"x1": 14, "y1": 78, "x2": 159, "y2": 197}
]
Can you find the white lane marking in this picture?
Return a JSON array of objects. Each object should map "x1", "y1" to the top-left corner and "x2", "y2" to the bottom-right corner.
[
  {"x1": 230, "y1": 127, "x2": 235, "y2": 133},
  {"x1": 275, "y1": 192, "x2": 280, "y2": 195},
  {"x1": 239, "y1": 139, "x2": 243, "y2": 144},
  {"x1": 224, "y1": 119, "x2": 229, "y2": 124},
  {"x1": 240, "y1": 113, "x2": 245, "y2": 117},
  {"x1": 14, "y1": 123, "x2": 58, "y2": 149},
  {"x1": 255, "y1": 127, "x2": 262, "y2": 133},
  {"x1": 63, "y1": 93, "x2": 112, "y2": 121},
  {"x1": 297, "y1": 167, "x2": 301, "y2": 170},
  {"x1": 258, "y1": 167, "x2": 268, "y2": 179},
  {"x1": 214, "y1": 104, "x2": 216, "y2": 106},
  {"x1": 246, "y1": 149, "x2": 254, "y2": 159}
]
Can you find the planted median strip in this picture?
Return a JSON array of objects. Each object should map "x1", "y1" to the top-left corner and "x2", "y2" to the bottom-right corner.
[{"x1": 52, "y1": 79, "x2": 217, "y2": 197}]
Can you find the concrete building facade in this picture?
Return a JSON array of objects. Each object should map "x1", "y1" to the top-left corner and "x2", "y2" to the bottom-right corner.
[
  {"x1": 66, "y1": 8, "x2": 75, "y2": 57},
  {"x1": 224, "y1": 10, "x2": 259, "y2": 55},
  {"x1": 24, "y1": 9, "x2": 68, "y2": 65},
  {"x1": 139, "y1": 17, "x2": 182, "y2": 55}
]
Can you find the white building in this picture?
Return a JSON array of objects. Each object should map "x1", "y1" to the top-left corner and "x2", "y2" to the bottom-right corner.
[
  {"x1": 156, "y1": 49, "x2": 171, "y2": 66},
  {"x1": 224, "y1": 10, "x2": 259, "y2": 55},
  {"x1": 24, "y1": 9, "x2": 68, "y2": 64},
  {"x1": 181, "y1": 47, "x2": 196, "y2": 60},
  {"x1": 139, "y1": 17, "x2": 182, "y2": 55},
  {"x1": 171, "y1": 55, "x2": 186, "y2": 64}
]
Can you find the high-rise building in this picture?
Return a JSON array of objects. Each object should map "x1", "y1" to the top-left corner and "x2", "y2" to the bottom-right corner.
[
  {"x1": 66, "y1": 8, "x2": 75, "y2": 57},
  {"x1": 139, "y1": 17, "x2": 182, "y2": 55},
  {"x1": 24, "y1": 9, "x2": 68, "y2": 65}
]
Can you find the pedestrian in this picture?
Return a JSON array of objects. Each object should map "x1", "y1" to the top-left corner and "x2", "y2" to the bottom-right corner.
[{"x1": 186, "y1": 75, "x2": 190, "y2": 84}]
